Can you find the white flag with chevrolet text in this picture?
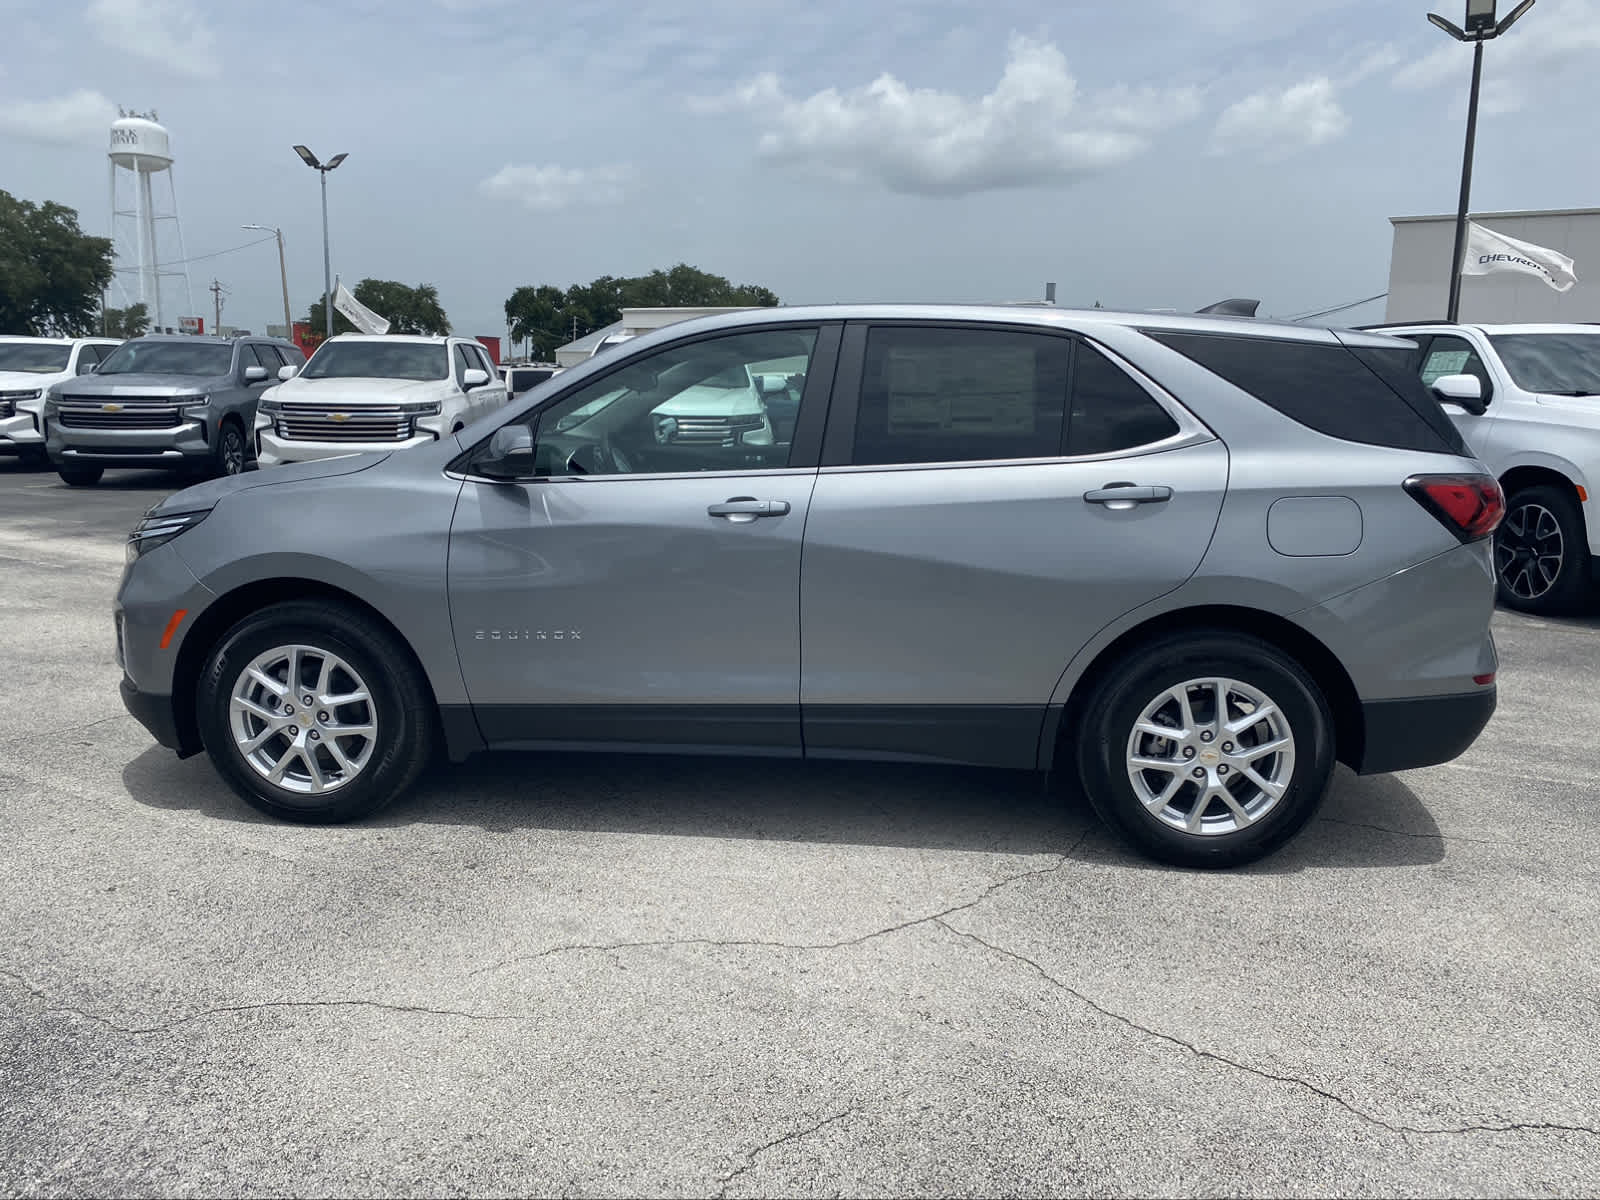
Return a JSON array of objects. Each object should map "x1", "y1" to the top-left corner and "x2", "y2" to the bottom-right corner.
[
  {"x1": 334, "y1": 280, "x2": 391, "y2": 334},
  {"x1": 1462, "y1": 222, "x2": 1578, "y2": 293}
]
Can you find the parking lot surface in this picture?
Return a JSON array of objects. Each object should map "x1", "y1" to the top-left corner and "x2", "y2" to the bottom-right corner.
[{"x1": 1, "y1": 458, "x2": 1598, "y2": 1198}]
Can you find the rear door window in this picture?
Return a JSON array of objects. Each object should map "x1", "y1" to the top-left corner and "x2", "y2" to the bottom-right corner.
[
  {"x1": 848, "y1": 326, "x2": 1071, "y2": 465},
  {"x1": 1145, "y1": 331, "x2": 1466, "y2": 455},
  {"x1": 1068, "y1": 344, "x2": 1179, "y2": 455}
]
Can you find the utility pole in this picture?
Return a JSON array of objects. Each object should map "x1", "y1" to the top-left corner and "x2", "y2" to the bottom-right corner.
[{"x1": 210, "y1": 278, "x2": 224, "y2": 334}]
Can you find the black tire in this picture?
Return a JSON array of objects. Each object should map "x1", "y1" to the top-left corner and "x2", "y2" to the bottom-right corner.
[
  {"x1": 1073, "y1": 631, "x2": 1336, "y2": 869},
  {"x1": 212, "y1": 419, "x2": 246, "y2": 479},
  {"x1": 17, "y1": 447, "x2": 47, "y2": 469},
  {"x1": 195, "y1": 600, "x2": 438, "y2": 823},
  {"x1": 1495, "y1": 484, "x2": 1590, "y2": 615},
  {"x1": 57, "y1": 464, "x2": 103, "y2": 486}
]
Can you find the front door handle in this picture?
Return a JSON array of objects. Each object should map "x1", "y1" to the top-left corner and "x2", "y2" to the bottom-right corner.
[
  {"x1": 708, "y1": 497, "x2": 791, "y2": 522},
  {"x1": 1083, "y1": 483, "x2": 1173, "y2": 510}
]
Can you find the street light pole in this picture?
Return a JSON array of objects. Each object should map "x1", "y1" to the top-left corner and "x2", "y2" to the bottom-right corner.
[
  {"x1": 243, "y1": 224, "x2": 293, "y2": 341},
  {"x1": 319, "y1": 169, "x2": 332, "y2": 338},
  {"x1": 1445, "y1": 39, "x2": 1485, "y2": 324},
  {"x1": 1428, "y1": 0, "x2": 1537, "y2": 322},
  {"x1": 291, "y1": 146, "x2": 349, "y2": 341}
]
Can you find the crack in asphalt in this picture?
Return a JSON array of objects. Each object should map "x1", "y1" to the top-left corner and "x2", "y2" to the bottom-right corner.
[
  {"x1": 469, "y1": 825, "x2": 1094, "y2": 979},
  {"x1": 932, "y1": 922, "x2": 1600, "y2": 1141},
  {"x1": 0, "y1": 967, "x2": 519, "y2": 1035},
  {"x1": 1316, "y1": 816, "x2": 1509, "y2": 845},
  {"x1": 715, "y1": 1107, "x2": 859, "y2": 1198}
]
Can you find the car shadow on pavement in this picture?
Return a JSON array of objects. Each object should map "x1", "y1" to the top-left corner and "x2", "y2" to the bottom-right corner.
[{"x1": 122, "y1": 747, "x2": 1446, "y2": 870}]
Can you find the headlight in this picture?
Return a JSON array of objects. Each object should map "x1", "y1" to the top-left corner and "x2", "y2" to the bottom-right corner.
[
  {"x1": 182, "y1": 394, "x2": 210, "y2": 416},
  {"x1": 0, "y1": 389, "x2": 41, "y2": 402},
  {"x1": 257, "y1": 396, "x2": 283, "y2": 415},
  {"x1": 126, "y1": 509, "x2": 211, "y2": 564},
  {"x1": 400, "y1": 400, "x2": 442, "y2": 416}
]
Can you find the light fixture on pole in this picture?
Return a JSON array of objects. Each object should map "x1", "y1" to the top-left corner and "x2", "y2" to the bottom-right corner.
[
  {"x1": 291, "y1": 145, "x2": 349, "y2": 338},
  {"x1": 242, "y1": 224, "x2": 293, "y2": 343},
  {"x1": 1427, "y1": 0, "x2": 1537, "y2": 322}
]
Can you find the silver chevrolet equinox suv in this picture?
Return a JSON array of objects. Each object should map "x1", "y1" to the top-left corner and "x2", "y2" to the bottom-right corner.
[
  {"x1": 115, "y1": 306, "x2": 1503, "y2": 867},
  {"x1": 45, "y1": 333, "x2": 305, "y2": 485}
]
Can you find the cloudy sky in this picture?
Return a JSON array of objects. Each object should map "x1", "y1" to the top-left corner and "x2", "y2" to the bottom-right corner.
[{"x1": 4, "y1": 0, "x2": 1599, "y2": 339}]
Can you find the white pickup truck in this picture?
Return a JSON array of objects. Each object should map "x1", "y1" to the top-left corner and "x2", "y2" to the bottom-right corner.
[
  {"x1": 0, "y1": 336, "x2": 123, "y2": 464},
  {"x1": 1378, "y1": 322, "x2": 1600, "y2": 614},
  {"x1": 255, "y1": 334, "x2": 508, "y2": 466}
]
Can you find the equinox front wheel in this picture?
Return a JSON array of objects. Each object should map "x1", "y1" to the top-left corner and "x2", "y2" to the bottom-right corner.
[{"x1": 197, "y1": 601, "x2": 436, "y2": 823}]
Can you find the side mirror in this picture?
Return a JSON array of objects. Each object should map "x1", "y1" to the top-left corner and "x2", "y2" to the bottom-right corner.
[
  {"x1": 78, "y1": 361, "x2": 98, "y2": 375},
  {"x1": 1433, "y1": 373, "x2": 1486, "y2": 416},
  {"x1": 462, "y1": 368, "x2": 490, "y2": 389},
  {"x1": 244, "y1": 365, "x2": 269, "y2": 383},
  {"x1": 480, "y1": 425, "x2": 536, "y2": 478},
  {"x1": 277, "y1": 364, "x2": 300, "y2": 381}
]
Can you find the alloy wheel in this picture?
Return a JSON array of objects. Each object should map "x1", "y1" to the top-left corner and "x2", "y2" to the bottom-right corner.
[
  {"x1": 228, "y1": 644, "x2": 377, "y2": 795},
  {"x1": 1495, "y1": 502, "x2": 1563, "y2": 601},
  {"x1": 1125, "y1": 676, "x2": 1297, "y2": 836},
  {"x1": 220, "y1": 428, "x2": 245, "y2": 475}
]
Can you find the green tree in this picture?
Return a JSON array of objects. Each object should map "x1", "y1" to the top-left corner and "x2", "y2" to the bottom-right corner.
[
  {"x1": 102, "y1": 302, "x2": 149, "y2": 338},
  {"x1": 305, "y1": 279, "x2": 451, "y2": 337},
  {"x1": 504, "y1": 264, "x2": 780, "y2": 360},
  {"x1": 0, "y1": 190, "x2": 114, "y2": 336}
]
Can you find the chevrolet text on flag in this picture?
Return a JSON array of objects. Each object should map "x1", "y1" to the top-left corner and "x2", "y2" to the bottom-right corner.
[
  {"x1": 1462, "y1": 223, "x2": 1579, "y2": 293},
  {"x1": 333, "y1": 279, "x2": 391, "y2": 334}
]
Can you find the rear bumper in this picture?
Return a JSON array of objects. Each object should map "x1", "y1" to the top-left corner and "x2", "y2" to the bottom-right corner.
[{"x1": 1355, "y1": 687, "x2": 1496, "y2": 775}]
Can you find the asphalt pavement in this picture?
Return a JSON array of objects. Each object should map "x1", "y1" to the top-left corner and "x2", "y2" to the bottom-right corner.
[{"x1": 1, "y1": 456, "x2": 1597, "y2": 1198}]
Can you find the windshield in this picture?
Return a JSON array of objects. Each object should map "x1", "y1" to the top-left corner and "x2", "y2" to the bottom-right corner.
[
  {"x1": 97, "y1": 340, "x2": 235, "y2": 377},
  {"x1": 1490, "y1": 333, "x2": 1600, "y2": 395},
  {"x1": 303, "y1": 341, "x2": 448, "y2": 381},
  {"x1": 0, "y1": 343, "x2": 72, "y2": 373}
]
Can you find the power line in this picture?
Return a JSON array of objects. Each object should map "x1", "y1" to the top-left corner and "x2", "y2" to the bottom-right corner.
[
  {"x1": 1289, "y1": 291, "x2": 1389, "y2": 322},
  {"x1": 119, "y1": 233, "x2": 278, "y2": 270}
]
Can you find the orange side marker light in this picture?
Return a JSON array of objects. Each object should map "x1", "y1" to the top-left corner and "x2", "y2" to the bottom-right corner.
[
  {"x1": 159, "y1": 609, "x2": 188, "y2": 650},
  {"x1": 1577, "y1": 485, "x2": 1589, "y2": 503}
]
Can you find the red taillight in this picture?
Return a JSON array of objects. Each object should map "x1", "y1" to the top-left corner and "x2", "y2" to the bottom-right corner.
[{"x1": 1404, "y1": 474, "x2": 1505, "y2": 542}]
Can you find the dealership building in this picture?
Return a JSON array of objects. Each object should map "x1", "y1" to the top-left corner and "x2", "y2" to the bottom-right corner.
[{"x1": 1385, "y1": 207, "x2": 1600, "y2": 323}]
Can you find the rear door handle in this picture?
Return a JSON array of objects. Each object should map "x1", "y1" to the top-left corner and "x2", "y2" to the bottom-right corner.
[
  {"x1": 1083, "y1": 483, "x2": 1173, "y2": 509},
  {"x1": 708, "y1": 497, "x2": 791, "y2": 521}
]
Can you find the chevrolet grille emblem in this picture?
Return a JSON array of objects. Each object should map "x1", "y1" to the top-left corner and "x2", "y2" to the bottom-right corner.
[
  {"x1": 101, "y1": 403, "x2": 123, "y2": 413},
  {"x1": 329, "y1": 412, "x2": 350, "y2": 423}
]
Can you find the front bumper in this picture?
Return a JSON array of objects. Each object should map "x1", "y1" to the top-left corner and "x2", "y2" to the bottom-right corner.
[
  {"x1": 120, "y1": 677, "x2": 194, "y2": 754},
  {"x1": 0, "y1": 407, "x2": 44, "y2": 452},
  {"x1": 47, "y1": 416, "x2": 212, "y2": 466},
  {"x1": 1355, "y1": 687, "x2": 1497, "y2": 775},
  {"x1": 256, "y1": 425, "x2": 437, "y2": 466}
]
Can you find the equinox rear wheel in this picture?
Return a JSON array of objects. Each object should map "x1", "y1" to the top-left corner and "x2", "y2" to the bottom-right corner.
[
  {"x1": 1074, "y1": 631, "x2": 1335, "y2": 868},
  {"x1": 197, "y1": 600, "x2": 436, "y2": 823}
]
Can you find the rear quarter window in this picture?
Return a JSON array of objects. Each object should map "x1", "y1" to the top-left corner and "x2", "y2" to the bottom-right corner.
[{"x1": 1143, "y1": 331, "x2": 1467, "y2": 455}]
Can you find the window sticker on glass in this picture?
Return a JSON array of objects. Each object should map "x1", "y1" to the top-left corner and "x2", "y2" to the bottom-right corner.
[
  {"x1": 884, "y1": 345, "x2": 1037, "y2": 435},
  {"x1": 1421, "y1": 349, "x2": 1470, "y2": 386}
]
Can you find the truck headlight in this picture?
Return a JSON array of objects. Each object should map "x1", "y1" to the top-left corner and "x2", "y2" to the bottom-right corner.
[
  {"x1": 0, "y1": 389, "x2": 42, "y2": 403},
  {"x1": 182, "y1": 394, "x2": 211, "y2": 418},
  {"x1": 257, "y1": 397, "x2": 283, "y2": 416},
  {"x1": 126, "y1": 508, "x2": 211, "y2": 564},
  {"x1": 399, "y1": 400, "x2": 442, "y2": 416}
]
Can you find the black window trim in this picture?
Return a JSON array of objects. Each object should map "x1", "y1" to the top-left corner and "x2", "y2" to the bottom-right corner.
[
  {"x1": 447, "y1": 320, "x2": 844, "y2": 480},
  {"x1": 819, "y1": 319, "x2": 1211, "y2": 472}
]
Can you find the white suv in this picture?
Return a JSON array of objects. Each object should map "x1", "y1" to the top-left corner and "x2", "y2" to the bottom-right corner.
[
  {"x1": 255, "y1": 334, "x2": 508, "y2": 466},
  {"x1": 1380, "y1": 322, "x2": 1600, "y2": 613},
  {"x1": 0, "y1": 336, "x2": 122, "y2": 464}
]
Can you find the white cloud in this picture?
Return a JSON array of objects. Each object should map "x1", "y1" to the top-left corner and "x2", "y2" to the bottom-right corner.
[
  {"x1": 87, "y1": 0, "x2": 217, "y2": 79},
  {"x1": 1393, "y1": 0, "x2": 1600, "y2": 114},
  {"x1": 0, "y1": 89, "x2": 118, "y2": 145},
  {"x1": 478, "y1": 163, "x2": 633, "y2": 211},
  {"x1": 704, "y1": 35, "x2": 1203, "y2": 196},
  {"x1": 1211, "y1": 77, "x2": 1349, "y2": 157}
]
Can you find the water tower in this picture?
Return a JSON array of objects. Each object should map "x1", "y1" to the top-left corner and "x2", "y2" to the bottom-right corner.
[{"x1": 108, "y1": 108, "x2": 193, "y2": 332}]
